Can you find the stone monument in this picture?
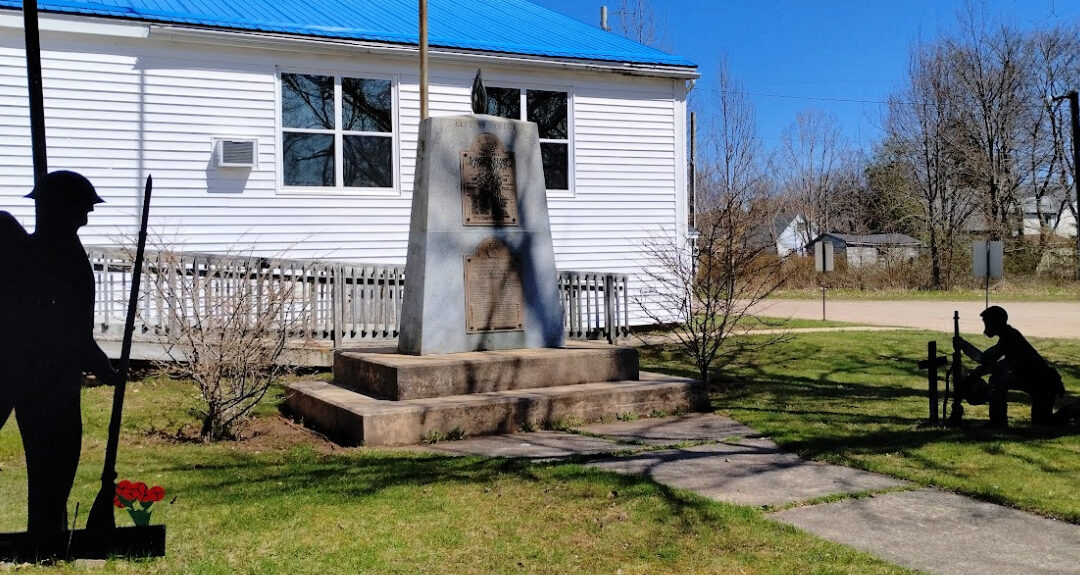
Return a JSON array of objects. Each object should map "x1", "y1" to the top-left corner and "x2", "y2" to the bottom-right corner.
[
  {"x1": 398, "y1": 71, "x2": 564, "y2": 355},
  {"x1": 284, "y1": 72, "x2": 704, "y2": 447}
]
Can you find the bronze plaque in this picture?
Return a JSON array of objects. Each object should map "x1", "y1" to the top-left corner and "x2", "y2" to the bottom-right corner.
[
  {"x1": 464, "y1": 238, "x2": 524, "y2": 333},
  {"x1": 461, "y1": 132, "x2": 518, "y2": 226}
]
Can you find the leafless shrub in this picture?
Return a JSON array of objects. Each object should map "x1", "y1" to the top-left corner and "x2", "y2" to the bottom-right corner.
[
  {"x1": 637, "y1": 196, "x2": 787, "y2": 388},
  {"x1": 138, "y1": 244, "x2": 312, "y2": 441}
]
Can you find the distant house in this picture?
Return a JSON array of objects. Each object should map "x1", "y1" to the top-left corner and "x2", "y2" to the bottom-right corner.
[
  {"x1": 1021, "y1": 196, "x2": 1078, "y2": 238},
  {"x1": 809, "y1": 233, "x2": 921, "y2": 268},
  {"x1": 772, "y1": 213, "x2": 815, "y2": 257}
]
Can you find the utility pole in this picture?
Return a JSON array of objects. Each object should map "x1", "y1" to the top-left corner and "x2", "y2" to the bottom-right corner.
[
  {"x1": 419, "y1": 0, "x2": 429, "y2": 120},
  {"x1": 23, "y1": 0, "x2": 47, "y2": 184},
  {"x1": 1053, "y1": 91, "x2": 1080, "y2": 282},
  {"x1": 689, "y1": 111, "x2": 696, "y2": 231}
]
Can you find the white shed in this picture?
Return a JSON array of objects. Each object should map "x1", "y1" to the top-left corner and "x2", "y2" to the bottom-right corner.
[
  {"x1": 810, "y1": 233, "x2": 921, "y2": 268},
  {"x1": 0, "y1": 0, "x2": 697, "y2": 327}
]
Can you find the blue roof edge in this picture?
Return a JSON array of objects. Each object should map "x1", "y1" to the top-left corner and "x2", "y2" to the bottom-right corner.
[{"x1": 0, "y1": 0, "x2": 697, "y2": 70}]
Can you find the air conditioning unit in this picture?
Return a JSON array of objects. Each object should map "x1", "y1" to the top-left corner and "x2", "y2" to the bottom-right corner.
[{"x1": 215, "y1": 138, "x2": 258, "y2": 168}]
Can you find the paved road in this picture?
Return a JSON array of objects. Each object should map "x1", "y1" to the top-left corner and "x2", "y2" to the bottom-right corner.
[{"x1": 758, "y1": 299, "x2": 1080, "y2": 339}]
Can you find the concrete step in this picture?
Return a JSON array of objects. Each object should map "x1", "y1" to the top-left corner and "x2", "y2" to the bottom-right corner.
[
  {"x1": 333, "y1": 342, "x2": 639, "y2": 400},
  {"x1": 285, "y1": 372, "x2": 706, "y2": 446}
]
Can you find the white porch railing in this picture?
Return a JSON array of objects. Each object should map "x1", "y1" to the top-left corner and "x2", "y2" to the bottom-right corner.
[
  {"x1": 88, "y1": 249, "x2": 629, "y2": 347},
  {"x1": 558, "y1": 270, "x2": 630, "y2": 344}
]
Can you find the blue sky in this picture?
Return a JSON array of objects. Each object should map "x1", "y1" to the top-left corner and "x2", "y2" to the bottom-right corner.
[{"x1": 530, "y1": 0, "x2": 1080, "y2": 155}]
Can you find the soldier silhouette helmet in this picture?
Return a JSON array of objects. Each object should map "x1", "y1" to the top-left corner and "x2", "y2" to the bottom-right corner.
[
  {"x1": 24, "y1": 170, "x2": 104, "y2": 208},
  {"x1": 980, "y1": 305, "x2": 1008, "y2": 326}
]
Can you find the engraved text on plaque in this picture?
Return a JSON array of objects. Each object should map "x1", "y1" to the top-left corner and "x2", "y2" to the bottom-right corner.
[
  {"x1": 461, "y1": 133, "x2": 518, "y2": 226},
  {"x1": 464, "y1": 238, "x2": 524, "y2": 333}
]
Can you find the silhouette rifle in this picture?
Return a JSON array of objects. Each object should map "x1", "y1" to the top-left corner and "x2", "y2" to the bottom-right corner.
[
  {"x1": 86, "y1": 175, "x2": 152, "y2": 532},
  {"x1": 946, "y1": 310, "x2": 961, "y2": 420}
]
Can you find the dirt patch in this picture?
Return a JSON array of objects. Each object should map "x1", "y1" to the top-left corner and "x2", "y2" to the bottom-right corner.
[
  {"x1": 235, "y1": 415, "x2": 340, "y2": 454},
  {"x1": 138, "y1": 414, "x2": 341, "y2": 454}
]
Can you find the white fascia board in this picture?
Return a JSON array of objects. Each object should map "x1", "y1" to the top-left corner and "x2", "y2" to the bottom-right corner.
[
  {"x1": 148, "y1": 24, "x2": 699, "y2": 81},
  {"x1": 0, "y1": 11, "x2": 149, "y2": 38}
]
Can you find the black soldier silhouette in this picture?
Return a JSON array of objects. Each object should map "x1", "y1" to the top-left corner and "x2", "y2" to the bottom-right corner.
[
  {"x1": 950, "y1": 305, "x2": 1064, "y2": 427},
  {"x1": 0, "y1": 170, "x2": 119, "y2": 537}
]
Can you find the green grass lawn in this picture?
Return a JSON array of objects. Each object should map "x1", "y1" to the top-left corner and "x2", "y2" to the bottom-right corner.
[
  {"x1": 633, "y1": 316, "x2": 860, "y2": 340},
  {"x1": 741, "y1": 316, "x2": 862, "y2": 330},
  {"x1": 0, "y1": 375, "x2": 910, "y2": 573},
  {"x1": 641, "y1": 329, "x2": 1080, "y2": 523}
]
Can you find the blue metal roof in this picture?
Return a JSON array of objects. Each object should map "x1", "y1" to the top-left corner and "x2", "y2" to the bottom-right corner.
[{"x1": 0, "y1": 0, "x2": 695, "y2": 68}]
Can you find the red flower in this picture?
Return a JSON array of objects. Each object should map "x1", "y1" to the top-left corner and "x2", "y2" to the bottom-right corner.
[
  {"x1": 116, "y1": 479, "x2": 145, "y2": 503},
  {"x1": 134, "y1": 482, "x2": 150, "y2": 502},
  {"x1": 147, "y1": 485, "x2": 165, "y2": 503},
  {"x1": 113, "y1": 494, "x2": 124, "y2": 509}
]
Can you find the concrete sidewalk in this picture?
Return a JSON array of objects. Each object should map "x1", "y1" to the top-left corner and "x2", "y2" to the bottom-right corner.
[{"x1": 420, "y1": 414, "x2": 1080, "y2": 575}]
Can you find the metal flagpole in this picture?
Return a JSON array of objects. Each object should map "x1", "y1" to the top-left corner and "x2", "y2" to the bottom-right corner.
[
  {"x1": 23, "y1": 0, "x2": 47, "y2": 184},
  {"x1": 419, "y1": 0, "x2": 428, "y2": 120}
]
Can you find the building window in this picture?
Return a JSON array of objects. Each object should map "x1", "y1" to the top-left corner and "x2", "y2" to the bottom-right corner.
[
  {"x1": 486, "y1": 87, "x2": 570, "y2": 192},
  {"x1": 280, "y1": 73, "x2": 394, "y2": 190}
]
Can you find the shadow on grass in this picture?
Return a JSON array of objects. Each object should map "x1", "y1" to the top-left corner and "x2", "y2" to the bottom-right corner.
[{"x1": 139, "y1": 445, "x2": 739, "y2": 533}]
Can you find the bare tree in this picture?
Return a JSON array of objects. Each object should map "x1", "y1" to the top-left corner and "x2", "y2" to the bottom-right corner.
[
  {"x1": 639, "y1": 195, "x2": 786, "y2": 387},
  {"x1": 699, "y1": 58, "x2": 766, "y2": 207},
  {"x1": 826, "y1": 150, "x2": 873, "y2": 235},
  {"x1": 884, "y1": 42, "x2": 978, "y2": 289},
  {"x1": 776, "y1": 109, "x2": 847, "y2": 244},
  {"x1": 614, "y1": 0, "x2": 670, "y2": 52},
  {"x1": 639, "y1": 64, "x2": 783, "y2": 386},
  {"x1": 946, "y1": 7, "x2": 1028, "y2": 238},
  {"x1": 1020, "y1": 26, "x2": 1080, "y2": 245}
]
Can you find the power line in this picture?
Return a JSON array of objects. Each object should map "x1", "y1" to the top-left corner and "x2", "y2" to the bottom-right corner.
[
  {"x1": 704, "y1": 88, "x2": 1065, "y2": 112},
  {"x1": 707, "y1": 88, "x2": 905, "y2": 106}
]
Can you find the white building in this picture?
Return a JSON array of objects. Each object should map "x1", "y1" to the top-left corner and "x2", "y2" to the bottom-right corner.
[
  {"x1": 772, "y1": 213, "x2": 815, "y2": 257},
  {"x1": 0, "y1": 0, "x2": 697, "y2": 325},
  {"x1": 1021, "y1": 196, "x2": 1078, "y2": 238},
  {"x1": 810, "y1": 233, "x2": 921, "y2": 268}
]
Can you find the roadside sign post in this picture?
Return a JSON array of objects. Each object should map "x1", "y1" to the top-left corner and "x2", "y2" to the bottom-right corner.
[
  {"x1": 973, "y1": 240, "x2": 1003, "y2": 308},
  {"x1": 815, "y1": 240, "x2": 834, "y2": 320}
]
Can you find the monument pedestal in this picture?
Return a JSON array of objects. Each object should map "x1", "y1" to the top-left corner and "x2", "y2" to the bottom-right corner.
[
  {"x1": 334, "y1": 344, "x2": 639, "y2": 400},
  {"x1": 285, "y1": 343, "x2": 706, "y2": 447},
  {"x1": 285, "y1": 84, "x2": 706, "y2": 445}
]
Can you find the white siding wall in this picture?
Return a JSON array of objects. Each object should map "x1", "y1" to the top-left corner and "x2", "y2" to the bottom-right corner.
[
  {"x1": 1023, "y1": 209, "x2": 1078, "y2": 238},
  {"x1": 0, "y1": 21, "x2": 688, "y2": 325}
]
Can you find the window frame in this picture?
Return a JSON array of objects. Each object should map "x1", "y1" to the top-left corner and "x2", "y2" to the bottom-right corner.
[
  {"x1": 276, "y1": 68, "x2": 401, "y2": 196},
  {"x1": 485, "y1": 82, "x2": 575, "y2": 197}
]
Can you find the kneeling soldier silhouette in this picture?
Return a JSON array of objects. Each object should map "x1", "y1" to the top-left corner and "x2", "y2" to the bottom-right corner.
[
  {"x1": 950, "y1": 306, "x2": 1064, "y2": 427},
  {"x1": 0, "y1": 171, "x2": 119, "y2": 538}
]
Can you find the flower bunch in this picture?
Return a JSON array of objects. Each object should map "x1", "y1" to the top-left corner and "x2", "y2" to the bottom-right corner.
[{"x1": 113, "y1": 480, "x2": 166, "y2": 526}]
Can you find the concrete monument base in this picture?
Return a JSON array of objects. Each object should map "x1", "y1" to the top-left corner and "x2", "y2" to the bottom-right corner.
[
  {"x1": 285, "y1": 343, "x2": 706, "y2": 446},
  {"x1": 334, "y1": 342, "x2": 639, "y2": 400},
  {"x1": 286, "y1": 373, "x2": 704, "y2": 447}
]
